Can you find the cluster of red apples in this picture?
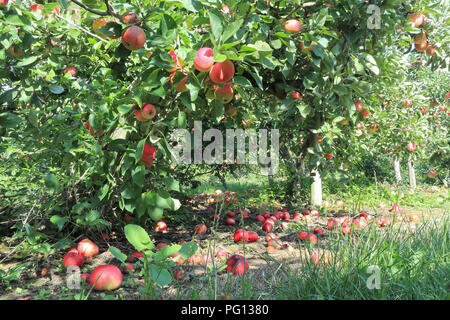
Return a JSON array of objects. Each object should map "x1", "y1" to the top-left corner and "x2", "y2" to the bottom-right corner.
[{"x1": 62, "y1": 239, "x2": 123, "y2": 291}]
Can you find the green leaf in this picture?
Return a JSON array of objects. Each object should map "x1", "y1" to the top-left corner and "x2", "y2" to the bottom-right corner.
[
  {"x1": 118, "y1": 104, "x2": 133, "y2": 115},
  {"x1": 44, "y1": 174, "x2": 60, "y2": 193},
  {"x1": 153, "y1": 244, "x2": 181, "y2": 261},
  {"x1": 49, "y1": 85, "x2": 65, "y2": 95},
  {"x1": 182, "y1": 0, "x2": 202, "y2": 12},
  {"x1": 162, "y1": 177, "x2": 180, "y2": 192},
  {"x1": 156, "y1": 190, "x2": 173, "y2": 209},
  {"x1": 109, "y1": 246, "x2": 127, "y2": 263},
  {"x1": 16, "y1": 56, "x2": 38, "y2": 67},
  {"x1": 211, "y1": 99, "x2": 224, "y2": 122},
  {"x1": 50, "y1": 215, "x2": 68, "y2": 231},
  {"x1": 222, "y1": 19, "x2": 243, "y2": 43},
  {"x1": 135, "y1": 139, "x2": 145, "y2": 164},
  {"x1": 178, "y1": 241, "x2": 198, "y2": 259},
  {"x1": 124, "y1": 224, "x2": 154, "y2": 251},
  {"x1": 233, "y1": 76, "x2": 253, "y2": 87},
  {"x1": 0, "y1": 112, "x2": 21, "y2": 129},
  {"x1": 177, "y1": 111, "x2": 187, "y2": 129},
  {"x1": 132, "y1": 165, "x2": 145, "y2": 187},
  {"x1": 209, "y1": 10, "x2": 223, "y2": 43},
  {"x1": 5, "y1": 15, "x2": 31, "y2": 26},
  {"x1": 148, "y1": 207, "x2": 164, "y2": 221},
  {"x1": 0, "y1": 89, "x2": 18, "y2": 104},
  {"x1": 149, "y1": 264, "x2": 172, "y2": 286}
]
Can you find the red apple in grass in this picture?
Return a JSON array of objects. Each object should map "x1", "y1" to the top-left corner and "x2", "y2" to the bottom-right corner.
[
  {"x1": 209, "y1": 60, "x2": 235, "y2": 84},
  {"x1": 282, "y1": 212, "x2": 290, "y2": 220},
  {"x1": 292, "y1": 212, "x2": 302, "y2": 220},
  {"x1": 64, "y1": 67, "x2": 77, "y2": 76},
  {"x1": 360, "y1": 211, "x2": 373, "y2": 221},
  {"x1": 215, "y1": 248, "x2": 229, "y2": 259},
  {"x1": 122, "y1": 263, "x2": 134, "y2": 272},
  {"x1": 392, "y1": 204, "x2": 401, "y2": 212},
  {"x1": 265, "y1": 233, "x2": 278, "y2": 242},
  {"x1": 135, "y1": 104, "x2": 156, "y2": 122},
  {"x1": 262, "y1": 219, "x2": 274, "y2": 232},
  {"x1": 226, "y1": 211, "x2": 236, "y2": 218},
  {"x1": 439, "y1": 105, "x2": 447, "y2": 112},
  {"x1": 298, "y1": 232, "x2": 309, "y2": 240},
  {"x1": 175, "y1": 269, "x2": 188, "y2": 281},
  {"x1": 336, "y1": 200, "x2": 345, "y2": 206},
  {"x1": 248, "y1": 231, "x2": 258, "y2": 242},
  {"x1": 67, "y1": 248, "x2": 79, "y2": 255},
  {"x1": 256, "y1": 214, "x2": 265, "y2": 223},
  {"x1": 312, "y1": 250, "x2": 332, "y2": 266},
  {"x1": 302, "y1": 209, "x2": 310, "y2": 216},
  {"x1": 313, "y1": 227, "x2": 326, "y2": 235},
  {"x1": 121, "y1": 26, "x2": 146, "y2": 50},
  {"x1": 306, "y1": 233, "x2": 318, "y2": 244},
  {"x1": 194, "y1": 224, "x2": 207, "y2": 235},
  {"x1": 171, "y1": 252, "x2": 186, "y2": 265},
  {"x1": 327, "y1": 218, "x2": 341, "y2": 229},
  {"x1": 63, "y1": 252, "x2": 84, "y2": 268},
  {"x1": 352, "y1": 218, "x2": 367, "y2": 229},
  {"x1": 193, "y1": 47, "x2": 214, "y2": 72},
  {"x1": 284, "y1": 19, "x2": 301, "y2": 33},
  {"x1": 77, "y1": 239, "x2": 99, "y2": 259},
  {"x1": 325, "y1": 154, "x2": 334, "y2": 159},
  {"x1": 233, "y1": 229, "x2": 249, "y2": 243},
  {"x1": 427, "y1": 171, "x2": 436, "y2": 178},
  {"x1": 80, "y1": 273, "x2": 90, "y2": 282},
  {"x1": 225, "y1": 255, "x2": 249, "y2": 275},
  {"x1": 225, "y1": 218, "x2": 236, "y2": 226},
  {"x1": 89, "y1": 265, "x2": 122, "y2": 291},
  {"x1": 341, "y1": 225, "x2": 352, "y2": 235},
  {"x1": 123, "y1": 215, "x2": 133, "y2": 223},
  {"x1": 376, "y1": 217, "x2": 390, "y2": 227},
  {"x1": 154, "y1": 221, "x2": 167, "y2": 232}
]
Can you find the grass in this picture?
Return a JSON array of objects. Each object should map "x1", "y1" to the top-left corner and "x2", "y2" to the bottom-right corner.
[{"x1": 272, "y1": 214, "x2": 449, "y2": 299}]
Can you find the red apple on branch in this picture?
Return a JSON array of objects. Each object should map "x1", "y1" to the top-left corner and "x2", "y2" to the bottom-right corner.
[{"x1": 121, "y1": 26, "x2": 146, "y2": 50}]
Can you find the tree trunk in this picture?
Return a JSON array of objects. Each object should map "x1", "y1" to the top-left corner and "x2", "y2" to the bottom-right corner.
[
  {"x1": 408, "y1": 159, "x2": 416, "y2": 189},
  {"x1": 310, "y1": 168, "x2": 322, "y2": 206},
  {"x1": 394, "y1": 156, "x2": 402, "y2": 183}
]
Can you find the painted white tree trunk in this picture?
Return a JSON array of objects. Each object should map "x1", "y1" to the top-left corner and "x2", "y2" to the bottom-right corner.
[
  {"x1": 408, "y1": 160, "x2": 416, "y2": 189},
  {"x1": 311, "y1": 168, "x2": 322, "y2": 206},
  {"x1": 394, "y1": 157, "x2": 402, "y2": 183}
]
